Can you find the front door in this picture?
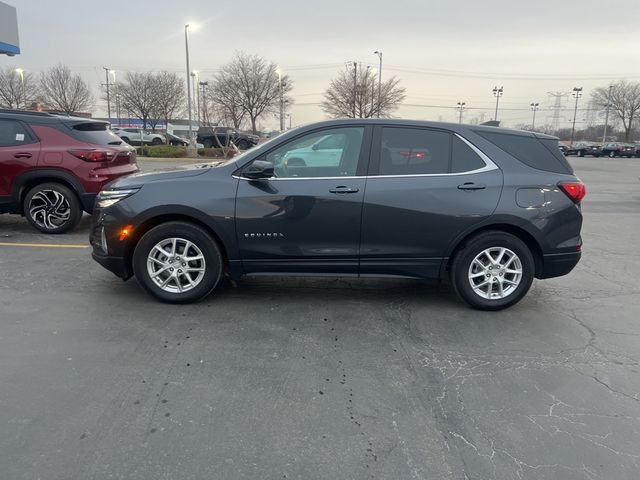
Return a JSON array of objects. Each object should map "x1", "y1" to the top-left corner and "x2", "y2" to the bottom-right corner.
[{"x1": 235, "y1": 126, "x2": 371, "y2": 275}]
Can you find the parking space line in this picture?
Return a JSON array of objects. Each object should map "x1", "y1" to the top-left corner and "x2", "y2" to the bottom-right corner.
[{"x1": 0, "y1": 242, "x2": 89, "y2": 249}]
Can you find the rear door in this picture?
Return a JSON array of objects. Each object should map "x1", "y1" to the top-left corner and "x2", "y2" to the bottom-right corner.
[
  {"x1": 359, "y1": 126, "x2": 503, "y2": 278},
  {"x1": 0, "y1": 119, "x2": 40, "y2": 198},
  {"x1": 235, "y1": 126, "x2": 371, "y2": 275}
]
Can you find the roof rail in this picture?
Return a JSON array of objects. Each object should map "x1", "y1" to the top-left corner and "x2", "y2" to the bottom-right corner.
[{"x1": 0, "y1": 108, "x2": 55, "y2": 117}]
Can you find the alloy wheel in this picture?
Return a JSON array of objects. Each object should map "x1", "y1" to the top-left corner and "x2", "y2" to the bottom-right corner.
[
  {"x1": 146, "y1": 237, "x2": 206, "y2": 294},
  {"x1": 468, "y1": 247, "x2": 523, "y2": 300},
  {"x1": 28, "y1": 190, "x2": 71, "y2": 230}
]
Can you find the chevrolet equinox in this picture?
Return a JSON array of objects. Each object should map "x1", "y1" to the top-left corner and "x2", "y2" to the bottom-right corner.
[{"x1": 90, "y1": 119, "x2": 584, "y2": 310}]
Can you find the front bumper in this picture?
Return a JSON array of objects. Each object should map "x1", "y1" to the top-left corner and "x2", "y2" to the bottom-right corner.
[
  {"x1": 91, "y1": 250, "x2": 131, "y2": 280},
  {"x1": 89, "y1": 211, "x2": 133, "y2": 280},
  {"x1": 538, "y1": 251, "x2": 581, "y2": 279}
]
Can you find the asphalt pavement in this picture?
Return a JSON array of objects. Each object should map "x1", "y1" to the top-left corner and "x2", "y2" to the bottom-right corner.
[{"x1": 0, "y1": 157, "x2": 639, "y2": 480}]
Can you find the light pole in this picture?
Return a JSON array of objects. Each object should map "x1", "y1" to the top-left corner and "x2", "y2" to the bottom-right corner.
[
  {"x1": 191, "y1": 70, "x2": 200, "y2": 125},
  {"x1": 103, "y1": 67, "x2": 112, "y2": 123},
  {"x1": 14, "y1": 68, "x2": 24, "y2": 109},
  {"x1": 530, "y1": 102, "x2": 539, "y2": 129},
  {"x1": 374, "y1": 51, "x2": 382, "y2": 117},
  {"x1": 276, "y1": 69, "x2": 284, "y2": 131},
  {"x1": 369, "y1": 68, "x2": 377, "y2": 117},
  {"x1": 602, "y1": 84, "x2": 613, "y2": 143},
  {"x1": 492, "y1": 86, "x2": 503, "y2": 121},
  {"x1": 570, "y1": 87, "x2": 583, "y2": 146},
  {"x1": 199, "y1": 81, "x2": 209, "y2": 125},
  {"x1": 456, "y1": 102, "x2": 466, "y2": 123},
  {"x1": 184, "y1": 23, "x2": 196, "y2": 156}
]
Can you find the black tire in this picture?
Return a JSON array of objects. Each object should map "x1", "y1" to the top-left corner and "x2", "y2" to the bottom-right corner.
[
  {"x1": 237, "y1": 140, "x2": 249, "y2": 150},
  {"x1": 121, "y1": 136, "x2": 131, "y2": 145},
  {"x1": 203, "y1": 139, "x2": 213, "y2": 148},
  {"x1": 609, "y1": 151, "x2": 616, "y2": 158},
  {"x1": 578, "y1": 150, "x2": 584, "y2": 157},
  {"x1": 23, "y1": 182, "x2": 82, "y2": 234},
  {"x1": 151, "y1": 137, "x2": 163, "y2": 145},
  {"x1": 132, "y1": 222, "x2": 223, "y2": 304},
  {"x1": 450, "y1": 231, "x2": 535, "y2": 311}
]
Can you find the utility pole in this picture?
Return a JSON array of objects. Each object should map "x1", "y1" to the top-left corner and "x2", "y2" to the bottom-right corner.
[
  {"x1": 602, "y1": 84, "x2": 613, "y2": 143},
  {"x1": 456, "y1": 102, "x2": 466, "y2": 123},
  {"x1": 199, "y1": 81, "x2": 209, "y2": 125},
  {"x1": 492, "y1": 86, "x2": 503, "y2": 122},
  {"x1": 570, "y1": 87, "x2": 583, "y2": 146},
  {"x1": 103, "y1": 67, "x2": 112, "y2": 123},
  {"x1": 191, "y1": 71, "x2": 199, "y2": 125},
  {"x1": 374, "y1": 51, "x2": 382, "y2": 117},
  {"x1": 276, "y1": 69, "x2": 285, "y2": 131},
  {"x1": 352, "y1": 61, "x2": 357, "y2": 118},
  {"x1": 530, "y1": 102, "x2": 539, "y2": 129},
  {"x1": 184, "y1": 24, "x2": 195, "y2": 155}
]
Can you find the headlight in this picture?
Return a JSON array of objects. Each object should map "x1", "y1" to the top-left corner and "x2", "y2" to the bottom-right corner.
[{"x1": 96, "y1": 188, "x2": 140, "y2": 208}]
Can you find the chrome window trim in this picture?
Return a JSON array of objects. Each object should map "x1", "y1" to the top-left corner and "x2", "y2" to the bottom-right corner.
[{"x1": 233, "y1": 133, "x2": 498, "y2": 181}]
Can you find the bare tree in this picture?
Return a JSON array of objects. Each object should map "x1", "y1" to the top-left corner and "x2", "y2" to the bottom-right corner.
[
  {"x1": 151, "y1": 71, "x2": 185, "y2": 141},
  {"x1": 213, "y1": 52, "x2": 292, "y2": 134},
  {"x1": 116, "y1": 72, "x2": 158, "y2": 130},
  {"x1": 0, "y1": 67, "x2": 39, "y2": 109},
  {"x1": 322, "y1": 65, "x2": 405, "y2": 119},
  {"x1": 39, "y1": 64, "x2": 92, "y2": 114},
  {"x1": 206, "y1": 88, "x2": 247, "y2": 130},
  {"x1": 592, "y1": 81, "x2": 640, "y2": 142}
]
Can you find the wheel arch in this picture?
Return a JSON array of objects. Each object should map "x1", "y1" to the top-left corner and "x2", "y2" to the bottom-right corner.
[
  {"x1": 13, "y1": 169, "x2": 85, "y2": 214},
  {"x1": 444, "y1": 223, "x2": 544, "y2": 278}
]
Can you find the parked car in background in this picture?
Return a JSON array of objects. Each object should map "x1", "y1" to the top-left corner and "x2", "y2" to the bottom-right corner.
[
  {"x1": 166, "y1": 133, "x2": 188, "y2": 146},
  {"x1": 91, "y1": 119, "x2": 583, "y2": 311},
  {"x1": 0, "y1": 109, "x2": 138, "y2": 233},
  {"x1": 634, "y1": 143, "x2": 640, "y2": 158},
  {"x1": 113, "y1": 127, "x2": 165, "y2": 146},
  {"x1": 601, "y1": 142, "x2": 635, "y2": 158},
  {"x1": 565, "y1": 141, "x2": 601, "y2": 157},
  {"x1": 558, "y1": 144, "x2": 569, "y2": 155},
  {"x1": 196, "y1": 126, "x2": 259, "y2": 150}
]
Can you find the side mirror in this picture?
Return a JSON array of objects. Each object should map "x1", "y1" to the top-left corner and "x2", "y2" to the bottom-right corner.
[{"x1": 243, "y1": 160, "x2": 274, "y2": 179}]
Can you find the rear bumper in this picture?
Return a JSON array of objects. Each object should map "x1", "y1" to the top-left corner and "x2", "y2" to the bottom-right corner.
[{"x1": 538, "y1": 251, "x2": 581, "y2": 279}]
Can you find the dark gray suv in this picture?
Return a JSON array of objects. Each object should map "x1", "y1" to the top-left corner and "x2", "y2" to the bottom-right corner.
[{"x1": 90, "y1": 119, "x2": 584, "y2": 310}]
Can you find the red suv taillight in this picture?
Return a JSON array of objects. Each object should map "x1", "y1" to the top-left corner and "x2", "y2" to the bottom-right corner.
[
  {"x1": 559, "y1": 181, "x2": 586, "y2": 203},
  {"x1": 68, "y1": 149, "x2": 115, "y2": 162}
]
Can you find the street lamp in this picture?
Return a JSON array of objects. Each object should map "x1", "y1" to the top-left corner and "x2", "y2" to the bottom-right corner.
[
  {"x1": 184, "y1": 23, "x2": 198, "y2": 156},
  {"x1": 373, "y1": 50, "x2": 382, "y2": 117},
  {"x1": 14, "y1": 68, "x2": 24, "y2": 109},
  {"x1": 199, "y1": 81, "x2": 209, "y2": 125},
  {"x1": 530, "y1": 102, "x2": 540, "y2": 129},
  {"x1": 103, "y1": 67, "x2": 113, "y2": 123},
  {"x1": 191, "y1": 70, "x2": 200, "y2": 125},
  {"x1": 570, "y1": 87, "x2": 583, "y2": 146},
  {"x1": 456, "y1": 102, "x2": 466, "y2": 124},
  {"x1": 276, "y1": 68, "x2": 285, "y2": 131},
  {"x1": 492, "y1": 86, "x2": 504, "y2": 121}
]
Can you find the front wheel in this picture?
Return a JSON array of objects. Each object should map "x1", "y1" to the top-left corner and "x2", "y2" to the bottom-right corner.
[
  {"x1": 132, "y1": 222, "x2": 223, "y2": 303},
  {"x1": 151, "y1": 137, "x2": 163, "y2": 145},
  {"x1": 450, "y1": 231, "x2": 535, "y2": 310},
  {"x1": 609, "y1": 151, "x2": 616, "y2": 158}
]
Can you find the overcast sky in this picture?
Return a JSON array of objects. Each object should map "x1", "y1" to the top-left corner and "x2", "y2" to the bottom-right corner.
[{"x1": 4, "y1": 0, "x2": 640, "y2": 130}]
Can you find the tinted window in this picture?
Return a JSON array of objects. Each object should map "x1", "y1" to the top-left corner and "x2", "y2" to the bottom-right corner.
[
  {"x1": 72, "y1": 123, "x2": 123, "y2": 145},
  {"x1": 476, "y1": 131, "x2": 572, "y2": 174},
  {"x1": 264, "y1": 127, "x2": 364, "y2": 178},
  {"x1": 0, "y1": 119, "x2": 35, "y2": 147},
  {"x1": 451, "y1": 136, "x2": 486, "y2": 172},
  {"x1": 379, "y1": 127, "x2": 450, "y2": 175}
]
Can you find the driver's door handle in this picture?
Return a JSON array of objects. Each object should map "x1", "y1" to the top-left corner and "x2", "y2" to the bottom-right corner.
[{"x1": 329, "y1": 186, "x2": 359, "y2": 194}]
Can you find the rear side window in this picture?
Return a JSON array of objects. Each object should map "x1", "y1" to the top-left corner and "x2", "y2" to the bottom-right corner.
[
  {"x1": 380, "y1": 127, "x2": 450, "y2": 175},
  {"x1": 71, "y1": 123, "x2": 123, "y2": 145},
  {"x1": 451, "y1": 136, "x2": 486, "y2": 173},
  {"x1": 476, "y1": 131, "x2": 572, "y2": 174},
  {"x1": 0, "y1": 119, "x2": 36, "y2": 147}
]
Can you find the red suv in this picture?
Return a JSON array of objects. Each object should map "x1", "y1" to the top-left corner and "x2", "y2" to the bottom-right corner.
[{"x1": 0, "y1": 109, "x2": 138, "y2": 233}]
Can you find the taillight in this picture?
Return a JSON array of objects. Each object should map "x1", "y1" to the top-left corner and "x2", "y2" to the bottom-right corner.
[
  {"x1": 559, "y1": 181, "x2": 586, "y2": 203},
  {"x1": 68, "y1": 149, "x2": 114, "y2": 162}
]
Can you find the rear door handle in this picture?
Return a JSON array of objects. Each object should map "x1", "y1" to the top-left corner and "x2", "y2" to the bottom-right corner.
[
  {"x1": 458, "y1": 182, "x2": 486, "y2": 191},
  {"x1": 329, "y1": 186, "x2": 359, "y2": 194},
  {"x1": 14, "y1": 152, "x2": 32, "y2": 159}
]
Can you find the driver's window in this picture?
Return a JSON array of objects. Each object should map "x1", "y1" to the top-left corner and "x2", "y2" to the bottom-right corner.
[{"x1": 265, "y1": 127, "x2": 363, "y2": 178}]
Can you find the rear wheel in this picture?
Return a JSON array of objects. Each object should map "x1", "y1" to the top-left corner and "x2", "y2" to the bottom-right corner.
[
  {"x1": 23, "y1": 183, "x2": 82, "y2": 234},
  {"x1": 151, "y1": 137, "x2": 163, "y2": 145},
  {"x1": 450, "y1": 231, "x2": 535, "y2": 310},
  {"x1": 132, "y1": 222, "x2": 223, "y2": 303},
  {"x1": 121, "y1": 136, "x2": 131, "y2": 145},
  {"x1": 203, "y1": 139, "x2": 213, "y2": 148}
]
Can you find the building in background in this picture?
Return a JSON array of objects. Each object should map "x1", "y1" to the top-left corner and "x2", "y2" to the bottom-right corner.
[{"x1": 0, "y1": 2, "x2": 20, "y2": 56}]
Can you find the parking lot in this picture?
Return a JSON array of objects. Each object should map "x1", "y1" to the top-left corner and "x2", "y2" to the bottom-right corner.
[{"x1": 0, "y1": 156, "x2": 638, "y2": 479}]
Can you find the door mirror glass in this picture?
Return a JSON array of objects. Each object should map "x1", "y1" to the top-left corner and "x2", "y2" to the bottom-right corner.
[{"x1": 243, "y1": 160, "x2": 274, "y2": 179}]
